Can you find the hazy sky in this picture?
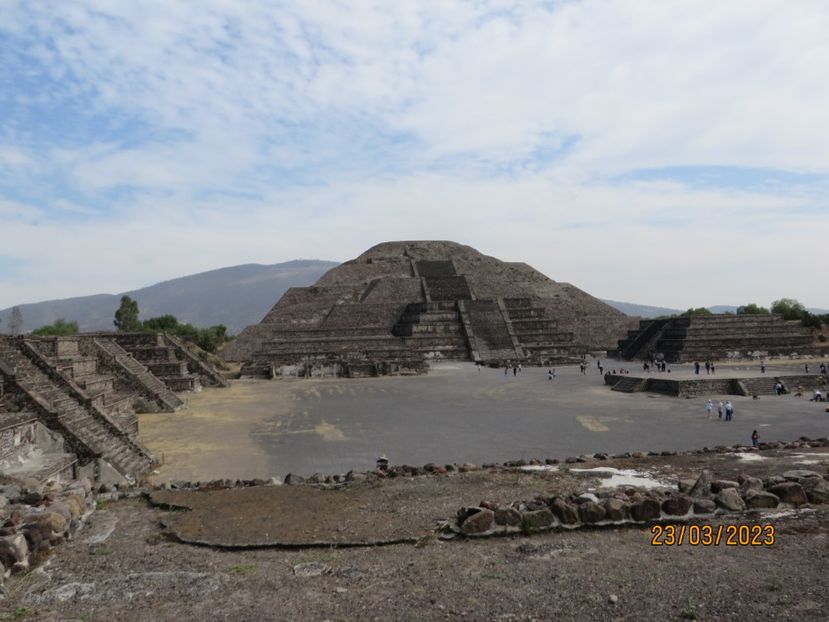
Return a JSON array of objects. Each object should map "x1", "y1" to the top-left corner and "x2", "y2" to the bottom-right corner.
[{"x1": 1, "y1": 1, "x2": 828, "y2": 310}]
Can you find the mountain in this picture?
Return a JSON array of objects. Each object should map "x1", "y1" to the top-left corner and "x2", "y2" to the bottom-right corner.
[
  {"x1": 601, "y1": 300, "x2": 680, "y2": 318},
  {"x1": 0, "y1": 260, "x2": 338, "y2": 334}
]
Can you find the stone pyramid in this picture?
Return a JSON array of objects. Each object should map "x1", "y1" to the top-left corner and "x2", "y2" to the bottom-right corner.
[{"x1": 222, "y1": 241, "x2": 636, "y2": 377}]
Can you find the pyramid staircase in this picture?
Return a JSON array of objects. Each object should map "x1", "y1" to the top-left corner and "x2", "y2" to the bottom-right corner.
[
  {"x1": 93, "y1": 338, "x2": 183, "y2": 411},
  {"x1": 0, "y1": 338, "x2": 155, "y2": 479}
]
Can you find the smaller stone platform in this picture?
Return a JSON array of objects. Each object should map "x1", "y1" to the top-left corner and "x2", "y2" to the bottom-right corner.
[{"x1": 605, "y1": 372, "x2": 828, "y2": 398}]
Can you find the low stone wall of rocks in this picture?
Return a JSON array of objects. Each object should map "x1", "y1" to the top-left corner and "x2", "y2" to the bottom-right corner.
[
  {"x1": 150, "y1": 437, "x2": 829, "y2": 493},
  {"x1": 0, "y1": 477, "x2": 96, "y2": 591},
  {"x1": 447, "y1": 467, "x2": 829, "y2": 539}
]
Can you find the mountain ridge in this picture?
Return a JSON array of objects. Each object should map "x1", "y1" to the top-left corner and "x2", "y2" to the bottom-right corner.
[{"x1": 2, "y1": 262, "x2": 826, "y2": 333}]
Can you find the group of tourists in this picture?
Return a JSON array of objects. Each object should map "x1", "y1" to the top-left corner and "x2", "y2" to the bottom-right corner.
[
  {"x1": 705, "y1": 399, "x2": 734, "y2": 421},
  {"x1": 643, "y1": 359, "x2": 669, "y2": 373},
  {"x1": 694, "y1": 361, "x2": 716, "y2": 374}
]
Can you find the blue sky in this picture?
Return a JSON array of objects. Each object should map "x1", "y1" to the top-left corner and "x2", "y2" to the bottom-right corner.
[{"x1": 1, "y1": 0, "x2": 828, "y2": 311}]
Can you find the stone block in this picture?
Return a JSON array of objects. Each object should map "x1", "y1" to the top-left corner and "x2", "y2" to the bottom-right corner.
[
  {"x1": 767, "y1": 482, "x2": 807, "y2": 505},
  {"x1": 715, "y1": 488, "x2": 745, "y2": 512},
  {"x1": 461, "y1": 508, "x2": 494, "y2": 535},
  {"x1": 630, "y1": 498, "x2": 661, "y2": 522},
  {"x1": 549, "y1": 498, "x2": 579, "y2": 525},
  {"x1": 578, "y1": 501, "x2": 606, "y2": 524},
  {"x1": 521, "y1": 508, "x2": 555, "y2": 530},
  {"x1": 662, "y1": 494, "x2": 693, "y2": 516},
  {"x1": 743, "y1": 490, "x2": 779, "y2": 509}
]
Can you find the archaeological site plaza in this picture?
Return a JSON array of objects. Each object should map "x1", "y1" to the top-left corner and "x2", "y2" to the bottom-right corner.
[{"x1": 1, "y1": 241, "x2": 828, "y2": 620}]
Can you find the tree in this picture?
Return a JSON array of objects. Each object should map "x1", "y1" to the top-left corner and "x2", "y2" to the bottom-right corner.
[
  {"x1": 770, "y1": 298, "x2": 806, "y2": 321},
  {"x1": 114, "y1": 296, "x2": 141, "y2": 332},
  {"x1": 736, "y1": 303, "x2": 769, "y2": 315},
  {"x1": 9, "y1": 306, "x2": 23, "y2": 335},
  {"x1": 680, "y1": 307, "x2": 712, "y2": 317},
  {"x1": 32, "y1": 318, "x2": 79, "y2": 336}
]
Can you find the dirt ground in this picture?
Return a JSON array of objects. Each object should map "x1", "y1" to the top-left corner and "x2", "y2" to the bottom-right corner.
[{"x1": 4, "y1": 449, "x2": 829, "y2": 621}]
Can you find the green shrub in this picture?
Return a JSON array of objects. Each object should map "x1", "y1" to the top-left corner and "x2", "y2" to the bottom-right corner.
[{"x1": 31, "y1": 319, "x2": 79, "y2": 336}]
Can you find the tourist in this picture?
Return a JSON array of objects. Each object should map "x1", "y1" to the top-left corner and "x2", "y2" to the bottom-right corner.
[
  {"x1": 760, "y1": 360, "x2": 766, "y2": 373},
  {"x1": 694, "y1": 361, "x2": 700, "y2": 375},
  {"x1": 717, "y1": 401, "x2": 724, "y2": 419},
  {"x1": 820, "y1": 363, "x2": 827, "y2": 374},
  {"x1": 815, "y1": 388, "x2": 824, "y2": 402},
  {"x1": 706, "y1": 399, "x2": 713, "y2": 418},
  {"x1": 751, "y1": 430, "x2": 759, "y2": 447},
  {"x1": 548, "y1": 369, "x2": 553, "y2": 381},
  {"x1": 724, "y1": 401, "x2": 734, "y2": 421},
  {"x1": 518, "y1": 363, "x2": 522, "y2": 373},
  {"x1": 705, "y1": 361, "x2": 710, "y2": 374},
  {"x1": 504, "y1": 365, "x2": 509, "y2": 376},
  {"x1": 710, "y1": 362, "x2": 715, "y2": 374},
  {"x1": 513, "y1": 365, "x2": 517, "y2": 376},
  {"x1": 805, "y1": 363, "x2": 810, "y2": 374},
  {"x1": 774, "y1": 381, "x2": 783, "y2": 396},
  {"x1": 598, "y1": 362, "x2": 604, "y2": 375}
]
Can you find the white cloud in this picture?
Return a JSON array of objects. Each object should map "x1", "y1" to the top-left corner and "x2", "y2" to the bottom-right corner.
[{"x1": 0, "y1": 1, "x2": 828, "y2": 311}]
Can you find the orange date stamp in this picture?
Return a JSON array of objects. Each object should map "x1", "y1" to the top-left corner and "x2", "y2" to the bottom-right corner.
[{"x1": 650, "y1": 524, "x2": 775, "y2": 546}]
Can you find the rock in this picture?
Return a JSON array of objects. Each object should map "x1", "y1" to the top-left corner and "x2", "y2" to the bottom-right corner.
[
  {"x1": 292, "y1": 561, "x2": 331, "y2": 577},
  {"x1": 45, "y1": 500, "x2": 72, "y2": 522},
  {"x1": 603, "y1": 498, "x2": 629, "y2": 522},
  {"x1": 456, "y1": 507, "x2": 482, "y2": 524},
  {"x1": 767, "y1": 482, "x2": 808, "y2": 505},
  {"x1": 688, "y1": 470, "x2": 712, "y2": 498},
  {"x1": 715, "y1": 488, "x2": 746, "y2": 512},
  {"x1": 738, "y1": 476, "x2": 764, "y2": 493},
  {"x1": 0, "y1": 487, "x2": 21, "y2": 503},
  {"x1": 781, "y1": 469, "x2": 822, "y2": 482},
  {"x1": 0, "y1": 534, "x2": 29, "y2": 569},
  {"x1": 608, "y1": 594, "x2": 619, "y2": 605},
  {"x1": 803, "y1": 478, "x2": 829, "y2": 504},
  {"x1": 549, "y1": 498, "x2": 579, "y2": 525},
  {"x1": 711, "y1": 480, "x2": 739, "y2": 493},
  {"x1": 662, "y1": 494, "x2": 693, "y2": 516},
  {"x1": 677, "y1": 479, "x2": 696, "y2": 494},
  {"x1": 344, "y1": 471, "x2": 365, "y2": 483},
  {"x1": 22, "y1": 492, "x2": 43, "y2": 506},
  {"x1": 693, "y1": 499, "x2": 717, "y2": 514},
  {"x1": 459, "y1": 463, "x2": 478, "y2": 472},
  {"x1": 61, "y1": 495, "x2": 84, "y2": 519},
  {"x1": 21, "y1": 478, "x2": 40, "y2": 494},
  {"x1": 743, "y1": 490, "x2": 779, "y2": 509},
  {"x1": 283, "y1": 473, "x2": 305, "y2": 485},
  {"x1": 460, "y1": 508, "x2": 494, "y2": 535},
  {"x1": 577, "y1": 493, "x2": 599, "y2": 504},
  {"x1": 521, "y1": 508, "x2": 555, "y2": 530},
  {"x1": 578, "y1": 501, "x2": 606, "y2": 524},
  {"x1": 494, "y1": 507, "x2": 522, "y2": 527},
  {"x1": 0, "y1": 496, "x2": 7, "y2": 511},
  {"x1": 630, "y1": 498, "x2": 661, "y2": 522},
  {"x1": 25, "y1": 511, "x2": 67, "y2": 535}
]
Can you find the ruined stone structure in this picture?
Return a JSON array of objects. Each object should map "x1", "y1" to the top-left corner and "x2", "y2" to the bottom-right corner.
[
  {"x1": 0, "y1": 333, "x2": 228, "y2": 484},
  {"x1": 223, "y1": 241, "x2": 636, "y2": 377},
  {"x1": 612, "y1": 314, "x2": 821, "y2": 362}
]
